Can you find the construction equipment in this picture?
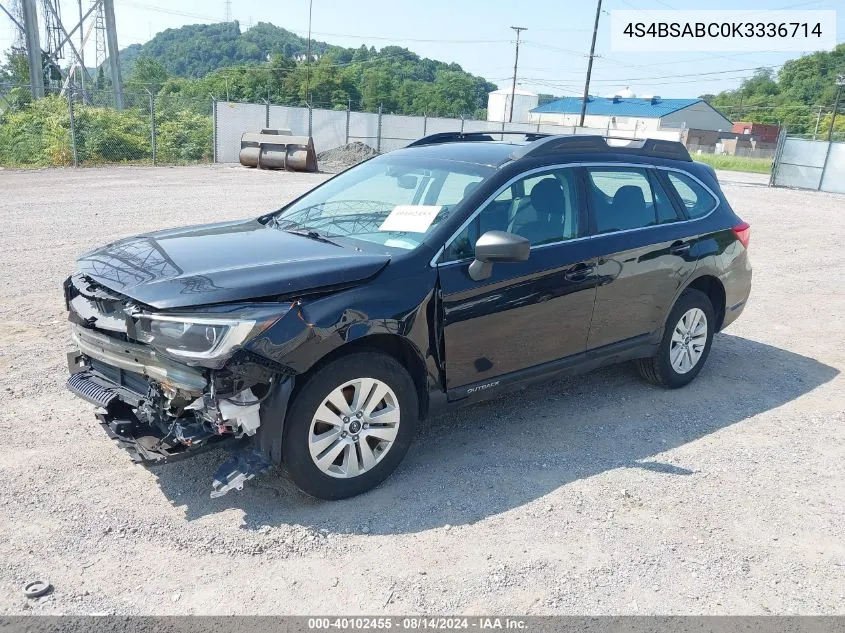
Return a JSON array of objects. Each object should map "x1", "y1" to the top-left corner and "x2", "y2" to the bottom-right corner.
[{"x1": 239, "y1": 129, "x2": 318, "y2": 172}]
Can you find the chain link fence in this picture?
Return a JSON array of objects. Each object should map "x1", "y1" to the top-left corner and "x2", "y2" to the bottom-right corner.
[
  {"x1": 0, "y1": 83, "x2": 214, "y2": 168},
  {"x1": 4, "y1": 88, "x2": 717, "y2": 170}
]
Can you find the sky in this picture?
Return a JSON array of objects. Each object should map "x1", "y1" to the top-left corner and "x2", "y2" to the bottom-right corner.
[{"x1": 2, "y1": 0, "x2": 844, "y2": 99}]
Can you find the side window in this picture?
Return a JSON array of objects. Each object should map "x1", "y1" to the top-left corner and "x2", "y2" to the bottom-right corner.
[
  {"x1": 667, "y1": 172, "x2": 718, "y2": 219},
  {"x1": 650, "y1": 172, "x2": 682, "y2": 225},
  {"x1": 443, "y1": 168, "x2": 582, "y2": 261},
  {"x1": 586, "y1": 167, "x2": 676, "y2": 233}
]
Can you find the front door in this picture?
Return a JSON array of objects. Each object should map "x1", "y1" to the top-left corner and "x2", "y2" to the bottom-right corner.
[{"x1": 436, "y1": 166, "x2": 601, "y2": 392}]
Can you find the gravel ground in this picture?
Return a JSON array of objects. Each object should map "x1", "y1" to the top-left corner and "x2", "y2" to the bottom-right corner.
[{"x1": 0, "y1": 165, "x2": 842, "y2": 615}]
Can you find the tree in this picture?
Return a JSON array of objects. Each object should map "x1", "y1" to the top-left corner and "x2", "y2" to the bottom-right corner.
[
  {"x1": 127, "y1": 57, "x2": 168, "y2": 95},
  {"x1": 360, "y1": 67, "x2": 395, "y2": 112},
  {"x1": 702, "y1": 44, "x2": 845, "y2": 135},
  {"x1": 0, "y1": 47, "x2": 30, "y2": 85}
]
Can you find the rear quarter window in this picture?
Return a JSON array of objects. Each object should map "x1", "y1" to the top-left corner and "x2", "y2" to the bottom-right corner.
[{"x1": 666, "y1": 172, "x2": 718, "y2": 219}]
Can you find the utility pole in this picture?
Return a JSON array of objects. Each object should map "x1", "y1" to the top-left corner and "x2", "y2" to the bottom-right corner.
[
  {"x1": 21, "y1": 0, "x2": 44, "y2": 98},
  {"x1": 826, "y1": 74, "x2": 845, "y2": 143},
  {"x1": 508, "y1": 26, "x2": 526, "y2": 123},
  {"x1": 305, "y1": 0, "x2": 313, "y2": 106},
  {"x1": 103, "y1": 0, "x2": 123, "y2": 109},
  {"x1": 579, "y1": 0, "x2": 602, "y2": 127}
]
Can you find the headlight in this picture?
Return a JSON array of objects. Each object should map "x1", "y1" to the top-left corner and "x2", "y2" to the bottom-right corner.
[{"x1": 136, "y1": 307, "x2": 287, "y2": 363}]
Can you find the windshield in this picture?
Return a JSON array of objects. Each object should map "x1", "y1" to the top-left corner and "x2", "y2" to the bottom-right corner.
[{"x1": 271, "y1": 156, "x2": 493, "y2": 250}]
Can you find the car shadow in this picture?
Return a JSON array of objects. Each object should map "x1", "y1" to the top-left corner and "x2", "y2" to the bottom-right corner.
[{"x1": 151, "y1": 333, "x2": 838, "y2": 534}]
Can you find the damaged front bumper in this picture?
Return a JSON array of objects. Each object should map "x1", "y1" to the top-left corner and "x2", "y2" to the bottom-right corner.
[
  {"x1": 66, "y1": 342, "x2": 239, "y2": 465},
  {"x1": 63, "y1": 273, "x2": 299, "y2": 496},
  {"x1": 66, "y1": 320, "x2": 288, "y2": 496}
]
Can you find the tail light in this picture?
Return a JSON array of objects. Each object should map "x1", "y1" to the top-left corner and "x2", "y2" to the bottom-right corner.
[{"x1": 733, "y1": 222, "x2": 751, "y2": 249}]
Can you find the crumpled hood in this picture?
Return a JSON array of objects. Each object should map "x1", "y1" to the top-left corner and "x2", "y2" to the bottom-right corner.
[{"x1": 77, "y1": 219, "x2": 391, "y2": 309}]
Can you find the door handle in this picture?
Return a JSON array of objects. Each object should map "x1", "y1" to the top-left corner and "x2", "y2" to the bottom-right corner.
[
  {"x1": 669, "y1": 241, "x2": 691, "y2": 255},
  {"x1": 564, "y1": 263, "x2": 596, "y2": 282}
]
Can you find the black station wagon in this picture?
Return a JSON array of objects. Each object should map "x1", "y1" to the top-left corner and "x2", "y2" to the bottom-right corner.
[{"x1": 65, "y1": 133, "x2": 752, "y2": 500}]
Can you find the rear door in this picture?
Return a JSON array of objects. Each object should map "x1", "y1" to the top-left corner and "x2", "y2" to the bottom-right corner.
[
  {"x1": 436, "y1": 166, "x2": 601, "y2": 392},
  {"x1": 583, "y1": 165, "x2": 698, "y2": 350}
]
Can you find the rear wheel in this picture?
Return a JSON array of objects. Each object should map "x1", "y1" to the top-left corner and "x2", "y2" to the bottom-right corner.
[
  {"x1": 282, "y1": 351, "x2": 418, "y2": 500},
  {"x1": 637, "y1": 289, "x2": 715, "y2": 389}
]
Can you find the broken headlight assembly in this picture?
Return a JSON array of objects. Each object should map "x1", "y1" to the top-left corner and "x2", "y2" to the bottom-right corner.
[{"x1": 135, "y1": 305, "x2": 289, "y2": 366}]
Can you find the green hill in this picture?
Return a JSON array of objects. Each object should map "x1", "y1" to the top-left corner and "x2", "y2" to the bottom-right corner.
[
  {"x1": 115, "y1": 21, "x2": 497, "y2": 117},
  {"x1": 119, "y1": 22, "x2": 332, "y2": 79},
  {"x1": 701, "y1": 44, "x2": 845, "y2": 137}
]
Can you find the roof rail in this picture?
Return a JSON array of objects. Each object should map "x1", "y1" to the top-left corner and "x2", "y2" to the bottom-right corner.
[
  {"x1": 407, "y1": 131, "x2": 551, "y2": 148},
  {"x1": 510, "y1": 135, "x2": 691, "y2": 162}
]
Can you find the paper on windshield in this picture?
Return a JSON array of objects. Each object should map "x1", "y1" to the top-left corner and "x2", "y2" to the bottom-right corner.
[{"x1": 378, "y1": 205, "x2": 442, "y2": 233}]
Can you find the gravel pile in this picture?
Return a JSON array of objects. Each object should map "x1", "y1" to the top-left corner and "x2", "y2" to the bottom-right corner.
[
  {"x1": 317, "y1": 142, "x2": 379, "y2": 173},
  {"x1": 0, "y1": 166, "x2": 842, "y2": 615}
]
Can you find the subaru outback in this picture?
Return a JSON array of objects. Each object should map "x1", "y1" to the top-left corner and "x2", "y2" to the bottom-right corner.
[{"x1": 64, "y1": 133, "x2": 752, "y2": 500}]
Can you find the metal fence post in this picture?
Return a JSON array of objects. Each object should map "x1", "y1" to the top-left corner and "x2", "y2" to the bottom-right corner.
[
  {"x1": 345, "y1": 99, "x2": 351, "y2": 145},
  {"x1": 308, "y1": 102, "x2": 313, "y2": 137},
  {"x1": 265, "y1": 100, "x2": 270, "y2": 129},
  {"x1": 818, "y1": 139, "x2": 834, "y2": 191},
  {"x1": 377, "y1": 104, "x2": 383, "y2": 153},
  {"x1": 769, "y1": 128, "x2": 787, "y2": 187},
  {"x1": 67, "y1": 86, "x2": 79, "y2": 167},
  {"x1": 146, "y1": 89, "x2": 156, "y2": 165},
  {"x1": 212, "y1": 98, "x2": 218, "y2": 164}
]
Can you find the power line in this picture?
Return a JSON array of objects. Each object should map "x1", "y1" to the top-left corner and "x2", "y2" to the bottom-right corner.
[{"x1": 120, "y1": 1, "x2": 218, "y2": 22}]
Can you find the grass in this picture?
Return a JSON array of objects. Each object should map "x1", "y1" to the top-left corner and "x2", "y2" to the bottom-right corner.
[{"x1": 691, "y1": 153, "x2": 773, "y2": 175}]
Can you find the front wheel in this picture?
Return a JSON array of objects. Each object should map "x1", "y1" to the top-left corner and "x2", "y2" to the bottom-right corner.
[
  {"x1": 637, "y1": 289, "x2": 715, "y2": 389},
  {"x1": 282, "y1": 351, "x2": 418, "y2": 500}
]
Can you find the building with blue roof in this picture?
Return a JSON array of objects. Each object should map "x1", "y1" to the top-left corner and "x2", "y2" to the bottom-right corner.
[{"x1": 529, "y1": 95, "x2": 733, "y2": 133}]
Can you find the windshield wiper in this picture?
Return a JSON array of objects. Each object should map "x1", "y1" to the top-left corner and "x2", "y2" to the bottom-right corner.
[{"x1": 280, "y1": 227, "x2": 342, "y2": 247}]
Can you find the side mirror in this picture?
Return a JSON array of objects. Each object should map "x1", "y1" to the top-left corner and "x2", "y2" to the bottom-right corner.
[{"x1": 468, "y1": 230, "x2": 530, "y2": 281}]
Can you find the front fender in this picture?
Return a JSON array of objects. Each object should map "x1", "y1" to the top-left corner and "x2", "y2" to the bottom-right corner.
[{"x1": 245, "y1": 271, "x2": 438, "y2": 378}]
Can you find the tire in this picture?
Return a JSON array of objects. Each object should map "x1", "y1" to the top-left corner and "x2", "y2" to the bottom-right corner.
[
  {"x1": 281, "y1": 350, "x2": 418, "y2": 500},
  {"x1": 637, "y1": 288, "x2": 715, "y2": 389}
]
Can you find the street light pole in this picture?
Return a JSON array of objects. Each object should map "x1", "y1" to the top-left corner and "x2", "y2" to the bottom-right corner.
[{"x1": 826, "y1": 74, "x2": 845, "y2": 142}]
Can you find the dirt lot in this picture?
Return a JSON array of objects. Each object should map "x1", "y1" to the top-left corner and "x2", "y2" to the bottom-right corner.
[{"x1": 0, "y1": 165, "x2": 842, "y2": 615}]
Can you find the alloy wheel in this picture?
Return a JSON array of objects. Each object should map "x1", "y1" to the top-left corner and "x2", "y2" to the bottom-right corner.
[
  {"x1": 669, "y1": 307, "x2": 708, "y2": 374},
  {"x1": 308, "y1": 378, "x2": 400, "y2": 479}
]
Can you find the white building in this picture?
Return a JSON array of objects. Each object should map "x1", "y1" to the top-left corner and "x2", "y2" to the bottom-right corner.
[
  {"x1": 529, "y1": 95, "x2": 732, "y2": 133},
  {"x1": 487, "y1": 88, "x2": 539, "y2": 124}
]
